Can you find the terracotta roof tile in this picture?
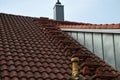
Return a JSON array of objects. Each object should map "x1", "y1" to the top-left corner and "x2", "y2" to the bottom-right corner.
[
  {"x1": 49, "y1": 72, "x2": 56, "y2": 79},
  {"x1": 0, "y1": 13, "x2": 120, "y2": 80},
  {"x1": 58, "y1": 24, "x2": 120, "y2": 29},
  {"x1": 1, "y1": 77, "x2": 10, "y2": 80}
]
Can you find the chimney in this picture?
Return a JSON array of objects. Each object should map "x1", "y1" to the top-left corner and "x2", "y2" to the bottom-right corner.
[{"x1": 53, "y1": 0, "x2": 64, "y2": 21}]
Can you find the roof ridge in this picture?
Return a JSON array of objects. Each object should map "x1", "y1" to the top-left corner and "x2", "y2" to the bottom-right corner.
[
  {"x1": 0, "y1": 13, "x2": 36, "y2": 19},
  {"x1": 58, "y1": 24, "x2": 120, "y2": 29},
  {"x1": 33, "y1": 18, "x2": 120, "y2": 79}
]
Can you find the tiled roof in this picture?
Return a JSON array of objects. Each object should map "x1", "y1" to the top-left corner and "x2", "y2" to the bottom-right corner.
[
  {"x1": 0, "y1": 13, "x2": 120, "y2": 80},
  {"x1": 58, "y1": 24, "x2": 120, "y2": 29}
]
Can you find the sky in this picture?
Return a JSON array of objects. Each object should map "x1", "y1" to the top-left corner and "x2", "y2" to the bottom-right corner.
[{"x1": 0, "y1": 0, "x2": 120, "y2": 24}]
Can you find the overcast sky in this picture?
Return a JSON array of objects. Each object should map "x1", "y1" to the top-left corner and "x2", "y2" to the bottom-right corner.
[{"x1": 0, "y1": 0, "x2": 120, "y2": 24}]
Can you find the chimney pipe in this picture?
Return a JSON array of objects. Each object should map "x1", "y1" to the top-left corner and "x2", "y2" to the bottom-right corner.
[{"x1": 71, "y1": 57, "x2": 80, "y2": 80}]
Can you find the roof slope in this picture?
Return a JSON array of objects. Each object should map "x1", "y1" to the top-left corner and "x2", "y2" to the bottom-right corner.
[{"x1": 0, "y1": 13, "x2": 120, "y2": 80}]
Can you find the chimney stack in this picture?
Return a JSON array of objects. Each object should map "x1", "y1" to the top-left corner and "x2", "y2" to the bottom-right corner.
[{"x1": 53, "y1": 0, "x2": 64, "y2": 21}]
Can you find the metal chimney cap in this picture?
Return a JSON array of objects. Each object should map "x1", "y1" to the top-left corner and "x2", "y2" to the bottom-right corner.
[{"x1": 56, "y1": 0, "x2": 61, "y2": 4}]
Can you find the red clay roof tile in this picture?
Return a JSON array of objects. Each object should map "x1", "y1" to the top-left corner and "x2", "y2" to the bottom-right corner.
[
  {"x1": 0, "y1": 13, "x2": 120, "y2": 80},
  {"x1": 58, "y1": 24, "x2": 120, "y2": 29}
]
